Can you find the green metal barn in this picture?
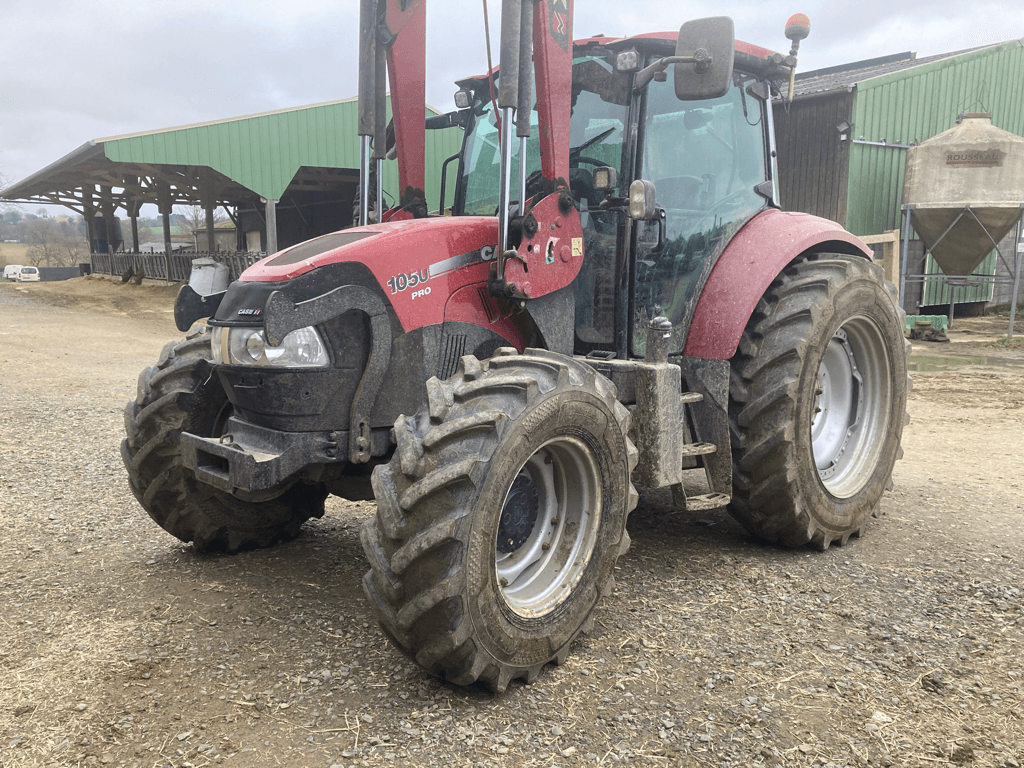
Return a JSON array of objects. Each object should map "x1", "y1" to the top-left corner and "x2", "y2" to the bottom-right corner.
[
  {"x1": 1, "y1": 97, "x2": 464, "y2": 265},
  {"x1": 774, "y1": 38, "x2": 1024, "y2": 312}
]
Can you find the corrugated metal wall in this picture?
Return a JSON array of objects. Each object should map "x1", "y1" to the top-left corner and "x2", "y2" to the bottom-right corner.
[
  {"x1": 773, "y1": 90, "x2": 853, "y2": 224},
  {"x1": 839, "y1": 40, "x2": 1024, "y2": 309},
  {"x1": 103, "y1": 99, "x2": 463, "y2": 210},
  {"x1": 846, "y1": 40, "x2": 1024, "y2": 238},
  {"x1": 920, "y1": 251, "x2": 998, "y2": 306},
  {"x1": 992, "y1": 223, "x2": 1024, "y2": 306}
]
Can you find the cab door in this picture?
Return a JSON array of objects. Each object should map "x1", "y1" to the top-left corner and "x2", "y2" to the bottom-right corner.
[{"x1": 631, "y1": 71, "x2": 772, "y2": 355}]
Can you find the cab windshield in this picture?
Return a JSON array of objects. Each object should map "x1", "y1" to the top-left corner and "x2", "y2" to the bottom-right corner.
[
  {"x1": 457, "y1": 56, "x2": 631, "y2": 216},
  {"x1": 455, "y1": 53, "x2": 771, "y2": 357}
]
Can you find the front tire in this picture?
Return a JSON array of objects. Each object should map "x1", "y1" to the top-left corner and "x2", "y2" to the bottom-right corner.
[
  {"x1": 728, "y1": 253, "x2": 909, "y2": 548},
  {"x1": 121, "y1": 324, "x2": 327, "y2": 552},
  {"x1": 361, "y1": 349, "x2": 638, "y2": 691}
]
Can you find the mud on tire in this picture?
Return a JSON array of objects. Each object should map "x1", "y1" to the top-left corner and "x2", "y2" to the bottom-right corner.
[
  {"x1": 121, "y1": 324, "x2": 327, "y2": 552},
  {"x1": 361, "y1": 348, "x2": 638, "y2": 691},
  {"x1": 728, "y1": 253, "x2": 910, "y2": 549}
]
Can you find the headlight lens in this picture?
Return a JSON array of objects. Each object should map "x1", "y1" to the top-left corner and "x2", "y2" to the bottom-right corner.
[{"x1": 211, "y1": 326, "x2": 329, "y2": 367}]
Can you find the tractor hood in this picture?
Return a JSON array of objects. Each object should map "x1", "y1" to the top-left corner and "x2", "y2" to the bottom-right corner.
[{"x1": 240, "y1": 216, "x2": 501, "y2": 331}]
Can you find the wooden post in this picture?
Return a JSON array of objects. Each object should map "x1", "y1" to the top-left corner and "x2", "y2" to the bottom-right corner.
[
  {"x1": 205, "y1": 199, "x2": 216, "y2": 252},
  {"x1": 123, "y1": 175, "x2": 141, "y2": 253},
  {"x1": 202, "y1": 170, "x2": 217, "y2": 252},
  {"x1": 264, "y1": 198, "x2": 278, "y2": 254},
  {"x1": 83, "y1": 188, "x2": 96, "y2": 257},
  {"x1": 860, "y1": 230, "x2": 901, "y2": 300},
  {"x1": 100, "y1": 185, "x2": 117, "y2": 256},
  {"x1": 129, "y1": 199, "x2": 141, "y2": 253},
  {"x1": 157, "y1": 182, "x2": 174, "y2": 282}
]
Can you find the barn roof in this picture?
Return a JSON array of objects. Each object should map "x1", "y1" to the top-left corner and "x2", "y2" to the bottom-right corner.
[
  {"x1": 0, "y1": 97, "x2": 458, "y2": 214},
  {"x1": 785, "y1": 38, "x2": 1023, "y2": 100}
]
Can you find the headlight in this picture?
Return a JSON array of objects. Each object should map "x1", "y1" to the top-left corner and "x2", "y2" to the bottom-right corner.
[{"x1": 210, "y1": 326, "x2": 329, "y2": 367}]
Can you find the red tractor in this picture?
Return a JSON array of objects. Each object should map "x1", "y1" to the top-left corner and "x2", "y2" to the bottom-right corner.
[{"x1": 123, "y1": 1, "x2": 908, "y2": 691}]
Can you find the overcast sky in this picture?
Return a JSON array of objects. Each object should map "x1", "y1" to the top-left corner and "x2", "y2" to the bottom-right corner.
[{"x1": 1, "y1": 0, "x2": 1021, "y2": 214}]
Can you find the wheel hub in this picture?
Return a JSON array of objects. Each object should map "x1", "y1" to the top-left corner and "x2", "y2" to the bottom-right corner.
[
  {"x1": 495, "y1": 438, "x2": 602, "y2": 618},
  {"x1": 812, "y1": 328, "x2": 862, "y2": 481},
  {"x1": 497, "y1": 474, "x2": 539, "y2": 554},
  {"x1": 810, "y1": 319, "x2": 892, "y2": 498}
]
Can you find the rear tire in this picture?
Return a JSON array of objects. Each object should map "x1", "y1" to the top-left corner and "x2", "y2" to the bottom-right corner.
[
  {"x1": 728, "y1": 253, "x2": 909, "y2": 548},
  {"x1": 361, "y1": 349, "x2": 638, "y2": 691},
  {"x1": 122, "y1": 324, "x2": 327, "y2": 552}
]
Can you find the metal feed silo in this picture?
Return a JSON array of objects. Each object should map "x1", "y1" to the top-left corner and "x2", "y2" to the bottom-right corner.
[{"x1": 903, "y1": 113, "x2": 1024, "y2": 277}]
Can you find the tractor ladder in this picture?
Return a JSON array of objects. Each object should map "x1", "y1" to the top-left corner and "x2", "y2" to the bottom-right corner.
[
  {"x1": 672, "y1": 390, "x2": 732, "y2": 512},
  {"x1": 587, "y1": 317, "x2": 732, "y2": 512}
]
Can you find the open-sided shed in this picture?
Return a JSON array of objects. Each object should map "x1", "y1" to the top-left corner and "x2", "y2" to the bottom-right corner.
[{"x1": 1, "y1": 97, "x2": 462, "y2": 258}]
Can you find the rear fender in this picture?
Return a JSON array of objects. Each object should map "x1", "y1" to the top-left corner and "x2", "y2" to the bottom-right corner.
[{"x1": 683, "y1": 209, "x2": 873, "y2": 360}]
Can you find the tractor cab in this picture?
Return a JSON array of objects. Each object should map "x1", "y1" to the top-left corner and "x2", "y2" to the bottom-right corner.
[{"x1": 452, "y1": 34, "x2": 782, "y2": 358}]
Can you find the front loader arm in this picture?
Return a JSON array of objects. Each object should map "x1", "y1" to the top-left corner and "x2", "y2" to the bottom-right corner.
[
  {"x1": 384, "y1": 0, "x2": 427, "y2": 214},
  {"x1": 533, "y1": 0, "x2": 572, "y2": 185}
]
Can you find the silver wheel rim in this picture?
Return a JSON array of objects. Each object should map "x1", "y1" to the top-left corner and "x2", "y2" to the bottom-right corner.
[
  {"x1": 496, "y1": 436, "x2": 602, "y2": 618},
  {"x1": 811, "y1": 317, "x2": 892, "y2": 498}
]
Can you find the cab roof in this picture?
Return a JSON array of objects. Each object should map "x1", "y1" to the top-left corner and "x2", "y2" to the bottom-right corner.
[{"x1": 456, "y1": 32, "x2": 784, "y2": 89}]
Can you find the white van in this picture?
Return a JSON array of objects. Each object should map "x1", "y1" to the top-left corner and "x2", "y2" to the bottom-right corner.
[
  {"x1": 3, "y1": 264, "x2": 23, "y2": 281},
  {"x1": 16, "y1": 266, "x2": 40, "y2": 282}
]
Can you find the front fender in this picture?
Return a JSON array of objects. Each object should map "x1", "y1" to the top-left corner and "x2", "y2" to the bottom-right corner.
[{"x1": 683, "y1": 209, "x2": 873, "y2": 360}]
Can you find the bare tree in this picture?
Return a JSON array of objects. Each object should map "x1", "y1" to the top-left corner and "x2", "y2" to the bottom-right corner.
[
  {"x1": 178, "y1": 204, "x2": 207, "y2": 235},
  {"x1": 25, "y1": 218, "x2": 87, "y2": 267},
  {"x1": 177, "y1": 204, "x2": 228, "y2": 234}
]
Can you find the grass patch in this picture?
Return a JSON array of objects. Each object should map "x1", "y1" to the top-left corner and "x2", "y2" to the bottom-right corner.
[
  {"x1": 987, "y1": 335, "x2": 1024, "y2": 350},
  {"x1": 0, "y1": 242, "x2": 31, "y2": 267}
]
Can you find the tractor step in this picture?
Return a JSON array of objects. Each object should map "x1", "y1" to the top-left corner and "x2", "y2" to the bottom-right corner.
[
  {"x1": 680, "y1": 392, "x2": 703, "y2": 404},
  {"x1": 679, "y1": 441, "x2": 717, "y2": 458},
  {"x1": 684, "y1": 492, "x2": 731, "y2": 511},
  {"x1": 670, "y1": 488, "x2": 731, "y2": 511}
]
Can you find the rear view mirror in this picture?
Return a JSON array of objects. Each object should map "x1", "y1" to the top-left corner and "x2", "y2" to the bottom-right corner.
[{"x1": 674, "y1": 17, "x2": 735, "y2": 101}]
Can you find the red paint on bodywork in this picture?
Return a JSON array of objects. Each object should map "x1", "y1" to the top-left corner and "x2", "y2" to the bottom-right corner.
[
  {"x1": 385, "y1": 0, "x2": 426, "y2": 202},
  {"x1": 465, "y1": 35, "x2": 780, "y2": 83},
  {"x1": 683, "y1": 209, "x2": 873, "y2": 360},
  {"x1": 580, "y1": 32, "x2": 777, "y2": 62},
  {"x1": 444, "y1": 283, "x2": 525, "y2": 351},
  {"x1": 534, "y1": 0, "x2": 574, "y2": 184},
  {"x1": 505, "y1": 193, "x2": 585, "y2": 297},
  {"x1": 242, "y1": 217, "x2": 501, "y2": 334}
]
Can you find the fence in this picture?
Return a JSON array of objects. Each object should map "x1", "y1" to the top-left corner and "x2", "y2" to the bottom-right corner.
[{"x1": 90, "y1": 250, "x2": 265, "y2": 283}]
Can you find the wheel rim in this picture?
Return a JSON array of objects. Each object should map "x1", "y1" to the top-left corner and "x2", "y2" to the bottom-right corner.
[
  {"x1": 495, "y1": 436, "x2": 602, "y2": 618},
  {"x1": 811, "y1": 317, "x2": 892, "y2": 498}
]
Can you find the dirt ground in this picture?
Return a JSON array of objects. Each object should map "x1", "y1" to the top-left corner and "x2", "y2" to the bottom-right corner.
[{"x1": 1, "y1": 277, "x2": 1023, "y2": 768}]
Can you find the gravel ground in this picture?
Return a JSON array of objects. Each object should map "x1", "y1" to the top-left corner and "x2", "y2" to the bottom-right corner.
[{"x1": 1, "y1": 278, "x2": 1023, "y2": 768}]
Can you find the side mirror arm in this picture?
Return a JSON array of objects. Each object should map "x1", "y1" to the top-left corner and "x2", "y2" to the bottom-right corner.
[{"x1": 633, "y1": 53, "x2": 712, "y2": 94}]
